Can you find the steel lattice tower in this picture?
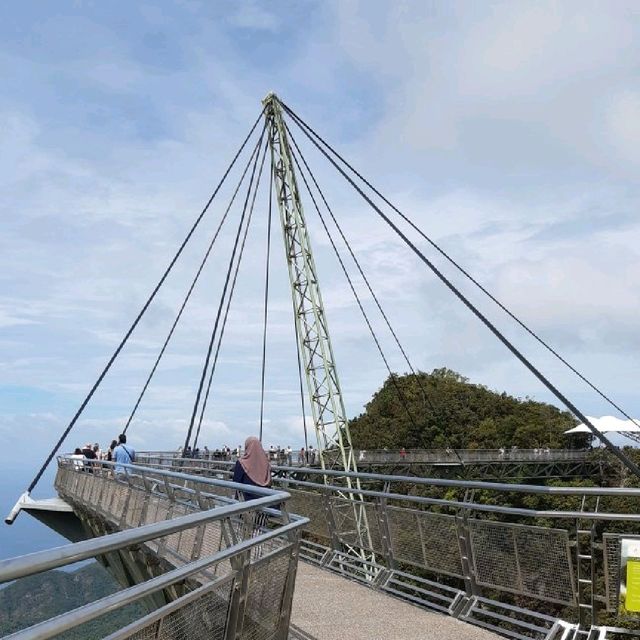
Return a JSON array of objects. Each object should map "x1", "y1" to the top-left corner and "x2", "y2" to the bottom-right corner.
[{"x1": 263, "y1": 92, "x2": 359, "y2": 476}]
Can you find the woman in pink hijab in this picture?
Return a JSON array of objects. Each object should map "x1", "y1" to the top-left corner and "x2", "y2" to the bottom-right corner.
[{"x1": 233, "y1": 436, "x2": 271, "y2": 500}]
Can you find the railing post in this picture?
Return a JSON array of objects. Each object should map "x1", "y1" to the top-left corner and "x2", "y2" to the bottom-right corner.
[
  {"x1": 277, "y1": 532, "x2": 301, "y2": 639},
  {"x1": 375, "y1": 496, "x2": 395, "y2": 570},
  {"x1": 118, "y1": 475, "x2": 134, "y2": 530},
  {"x1": 322, "y1": 488, "x2": 341, "y2": 551},
  {"x1": 456, "y1": 489, "x2": 481, "y2": 598},
  {"x1": 224, "y1": 549, "x2": 252, "y2": 640}
]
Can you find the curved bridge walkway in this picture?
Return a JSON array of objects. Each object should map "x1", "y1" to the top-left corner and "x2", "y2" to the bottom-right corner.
[
  {"x1": 12, "y1": 456, "x2": 640, "y2": 640},
  {"x1": 290, "y1": 562, "x2": 498, "y2": 640},
  {"x1": 45, "y1": 459, "x2": 502, "y2": 640}
]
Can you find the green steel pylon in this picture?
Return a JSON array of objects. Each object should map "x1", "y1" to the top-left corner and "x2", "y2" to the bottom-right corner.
[{"x1": 263, "y1": 93, "x2": 373, "y2": 556}]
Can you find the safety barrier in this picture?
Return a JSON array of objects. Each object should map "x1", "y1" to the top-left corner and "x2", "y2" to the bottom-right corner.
[
  {"x1": 140, "y1": 447, "x2": 590, "y2": 465},
  {"x1": 0, "y1": 459, "x2": 306, "y2": 640},
  {"x1": 135, "y1": 453, "x2": 640, "y2": 639}
]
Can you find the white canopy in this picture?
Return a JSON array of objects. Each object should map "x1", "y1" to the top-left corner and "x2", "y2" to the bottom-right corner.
[{"x1": 564, "y1": 415, "x2": 640, "y2": 435}]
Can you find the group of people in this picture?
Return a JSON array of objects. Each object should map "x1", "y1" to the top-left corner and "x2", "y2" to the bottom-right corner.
[
  {"x1": 177, "y1": 444, "x2": 240, "y2": 460},
  {"x1": 179, "y1": 443, "x2": 317, "y2": 467},
  {"x1": 70, "y1": 434, "x2": 136, "y2": 474}
]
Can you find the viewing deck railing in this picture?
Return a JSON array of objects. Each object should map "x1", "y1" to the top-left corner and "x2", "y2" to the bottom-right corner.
[
  {"x1": 141, "y1": 447, "x2": 590, "y2": 466},
  {"x1": 135, "y1": 452, "x2": 640, "y2": 639},
  {"x1": 350, "y1": 448, "x2": 588, "y2": 464},
  {"x1": 0, "y1": 458, "x2": 306, "y2": 640}
]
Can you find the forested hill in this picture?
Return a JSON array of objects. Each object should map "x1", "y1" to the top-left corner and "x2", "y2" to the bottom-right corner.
[
  {"x1": 349, "y1": 368, "x2": 587, "y2": 450},
  {"x1": 0, "y1": 563, "x2": 143, "y2": 638}
]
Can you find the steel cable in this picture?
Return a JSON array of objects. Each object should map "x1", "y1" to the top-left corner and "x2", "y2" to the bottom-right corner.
[
  {"x1": 183, "y1": 125, "x2": 267, "y2": 452},
  {"x1": 27, "y1": 110, "x2": 265, "y2": 494},
  {"x1": 123, "y1": 136, "x2": 264, "y2": 435},
  {"x1": 192, "y1": 140, "x2": 269, "y2": 450},
  {"x1": 281, "y1": 101, "x2": 640, "y2": 432},
  {"x1": 283, "y1": 103, "x2": 640, "y2": 479}
]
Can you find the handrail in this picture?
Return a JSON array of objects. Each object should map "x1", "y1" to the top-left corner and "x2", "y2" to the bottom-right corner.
[
  {"x1": 0, "y1": 493, "x2": 284, "y2": 583},
  {"x1": 2, "y1": 459, "x2": 307, "y2": 640},
  {"x1": 273, "y1": 476, "x2": 640, "y2": 521},
  {"x1": 3, "y1": 520, "x2": 305, "y2": 640},
  {"x1": 134, "y1": 453, "x2": 640, "y2": 497},
  {"x1": 1, "y1": 457, "x2": 294, "y2": 583}
]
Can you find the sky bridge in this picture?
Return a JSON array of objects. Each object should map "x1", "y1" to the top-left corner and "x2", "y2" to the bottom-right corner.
[
  {"x1": 3, "y1": 456, "x2": 640, "y2": 640},
  {"x1": 4, "y1": 94, "x2": 640, "y2": 640}
]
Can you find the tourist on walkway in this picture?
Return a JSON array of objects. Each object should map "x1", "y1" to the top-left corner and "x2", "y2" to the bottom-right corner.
[
  {"x1": 82, "y1": 442, "x2": 97, "y2": 473},
  {"x1": 106, "y1": 439, "x2": 117, "y2": 462},
  {"x1": 113, "y1": 433, "x2": 136, "y2": 475},
  {"x1": 71, "y1": 447, "x2": 85, "y2": 471},
  {"x1": 233, "y1": 436, "x2": 271, "y2": 501}
]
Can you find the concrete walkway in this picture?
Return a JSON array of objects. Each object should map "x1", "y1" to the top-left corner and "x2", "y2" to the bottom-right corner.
[{"x1": 290, "y1": 563, "x2": 500, "y2": 640}]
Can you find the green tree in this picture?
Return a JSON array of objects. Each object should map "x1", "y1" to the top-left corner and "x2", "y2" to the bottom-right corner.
[{"x1": 349, "y1": 369, "x2": 587, "y2": 450}]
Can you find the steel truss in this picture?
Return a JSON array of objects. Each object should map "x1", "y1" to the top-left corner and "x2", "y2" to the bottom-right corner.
[{"x1": 262, "y1": 93, "x2": 373, "y2": 555}]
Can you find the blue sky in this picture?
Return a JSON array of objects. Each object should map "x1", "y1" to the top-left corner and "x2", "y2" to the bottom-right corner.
[{"x1": 1, "y1": 1, "x2": 640, "y2": 556}]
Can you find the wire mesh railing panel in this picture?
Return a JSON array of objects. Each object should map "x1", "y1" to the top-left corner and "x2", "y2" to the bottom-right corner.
[
  {"x1": 241, "y1": 548, "x2": 291, "y2": 640},
  {"x1": 119, "y1": 621, "x2": 160, "y2": 640},
  {"x1": 387, "y1": 506, "x2": 463, "y2": 577},
  {"x1": 604, "y1": 534, "x2": 621, "y2": 612},
  {"x1": 282, "y1": 489, "x2": 329, "y2": 539},
  {"x1": 514, "y1": 526, "x2": 575, "y2": 604},
  {"x1": 330, "y1": 497, "x2": 382, "y2": 553},
  {"x1": 100, "y1": 478, "x2": 116, "y2": 513},
  {"x1": 81, "y1": 473, "x2": 94, "y2": 501},
  {"x1": 387, "y1": 506, "x2": 423, "y2": 566},
  {"x1": 200, "y1": 521, "x2": 223, "y2": 558},
  {"x1": 165, "y1": 505, "x2": 189, "y2": 560},
  {"x1": 470, "y1": 519, "x2": 519, "y2": 591},
  {"x1": 417, "y1": 511, "x2": 464, "y2": 577},
  {"x1": 90, "y1": 472, "x2": 103, "y2": 503},
  {"x1": 469, "y1": 519, "x2": 576, "y2": 605},
  {"x1": 124, "y1": 488, "x2": 147, "y2": 529},
  {"x1": 178, "y1": 522, "x2": 198, "y2": 560},
  {"x1": 111, "y1": 483, "x2": 130, "y2": 522},
  {"x1": 155, "y1": 583, "x2": 231, "y2": 640}
]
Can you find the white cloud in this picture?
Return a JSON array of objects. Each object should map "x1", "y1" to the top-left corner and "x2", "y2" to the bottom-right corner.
[
  {"x1": 1, "y1": 1, "x2": 640, "y2": 482},
  {"x1": 228, "y1": 3, "x2": 280, "y2": 32}
]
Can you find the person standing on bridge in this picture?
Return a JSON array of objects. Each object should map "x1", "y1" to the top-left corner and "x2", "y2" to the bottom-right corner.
[
  {"x1": 233, "y1": 436, "x2": 271, "y2": 501},
  {"x1": 113, "y1": 433, "x2": 136, "y2": 475}
]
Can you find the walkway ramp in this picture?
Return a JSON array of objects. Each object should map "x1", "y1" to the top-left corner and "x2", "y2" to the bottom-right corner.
[{"x1": 291, "y1": 562, "x2": 499, "y2": 640}]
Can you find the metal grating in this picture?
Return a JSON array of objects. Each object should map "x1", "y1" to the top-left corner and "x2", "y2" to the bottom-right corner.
[
  {"x1": 156, "y1": 583, "x2": 230, "y2": 640},
  {"x1": 241, "y1": 549, "x2": 291, "y2": 640},
  {"x1": 124, "y1": 489, "x2": 146, "y2": 529},
  {"x1": 469, "y1": 519, "x2": 575, "y2": 605},
  {"x1": 604, "y1": 534, "x2": 621, "y2": 612},
  {"x1": 330, "y1": 498, "x2": 382, "y2": 553},
  {"x1": 387, "y1": 507, "x2": 463, "y2": 577},
  {"x1": 285, "y1": 489, "x2": 330, "y2": 540}
]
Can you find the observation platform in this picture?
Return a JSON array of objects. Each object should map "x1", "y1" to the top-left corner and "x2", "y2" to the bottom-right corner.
[
  {"x1": 291, "y1": 562, "x2": 498, "y2": 640},
  {"x1": 2, "y1": 454, "x2": 639, "y2": 640}
]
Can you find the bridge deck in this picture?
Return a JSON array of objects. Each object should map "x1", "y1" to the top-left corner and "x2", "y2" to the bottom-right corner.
[{"x1": 290, "y1": 562, "x2": 499, "y2": 640}]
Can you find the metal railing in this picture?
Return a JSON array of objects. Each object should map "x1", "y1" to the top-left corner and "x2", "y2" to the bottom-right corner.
[
  {"x1": 351, "y1": 447, "x2": 589, "y2": 464},
  {"x1": 0, "y1": 458, "x2": 307, "y2": 640},
  {"x1": 134, "y1": 453, "x2": 640, "y2": 639},
  {"x1": 140, "y1": 447, "x2": 590, "y2": 466}
]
